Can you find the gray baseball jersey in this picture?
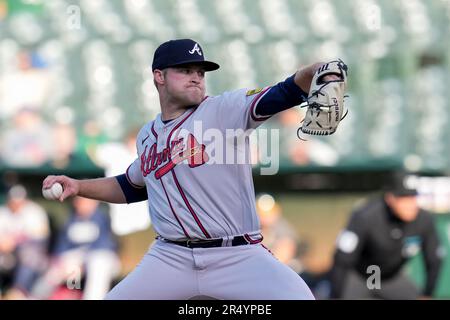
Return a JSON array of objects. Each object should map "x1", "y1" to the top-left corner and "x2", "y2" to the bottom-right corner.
[
  {"x1": 106, "y1": 38, "x2": 316, "y2": 300},
  {"x1": 107, "y1": 86, "x2": 315, "y2": 300},
  {"x1": 126, "y1": 87, "x2": 272, "y2": 241}
]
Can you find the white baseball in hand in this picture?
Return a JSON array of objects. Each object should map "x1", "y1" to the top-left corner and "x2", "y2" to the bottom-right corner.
[{"x1": 42, "y1": 182, "x2": 64, "y2": 200}]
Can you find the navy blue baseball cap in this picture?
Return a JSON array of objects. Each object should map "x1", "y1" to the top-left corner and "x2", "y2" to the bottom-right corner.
[{"x1": 152, "y1": 39, "x2": 220, "y2": 72}]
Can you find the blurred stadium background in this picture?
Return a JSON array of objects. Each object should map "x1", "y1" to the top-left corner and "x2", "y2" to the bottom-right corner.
[{"x1": 0, "y1": 0, "x2": 449, "y2": 299}]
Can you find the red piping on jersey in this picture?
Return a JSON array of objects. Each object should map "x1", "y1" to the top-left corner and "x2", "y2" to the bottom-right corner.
[
  {"x1": 261, "y1": 243, "x2": 274, "y2": 256},
  {"x1": 249, "y1": 87, "x2": 272, "y2": 122},
  {"x1": 164, "y1": 103, "x2": 211, "y2": 239},
  {"x1": 160, "y1": 179, "x2": 191, "y2": 239},
  {"x1": 165, "y1": 109, "x2": 196, "y2": 148},
  {"x1": 151, "y1": 96, "x2": 209, "y2": 140},
  {"x1": 171, "y1": 170, "x2": 211, "y2": 239},
  {"x1": 126, "y1": 164, "x2": 145, "y2": 189},
  {"x1": 200, "y1": 95, "x2": 209, "y2": 105},
  {"x1": 151, "y1": 122, "x2": 158, "y2": 138}
]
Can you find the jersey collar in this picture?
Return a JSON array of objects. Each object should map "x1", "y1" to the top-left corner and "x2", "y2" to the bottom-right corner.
[{"x1": 153, "y1": 96, "x2": 209, "y2": 132}]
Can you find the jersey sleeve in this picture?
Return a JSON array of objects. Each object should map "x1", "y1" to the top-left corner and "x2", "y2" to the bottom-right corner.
[
  {"x1": 214, "y1": 87, "x2": 273, "y2": 131},
  {"x1": 115, "y1": 126, "x2": 149, "y2": 204},
  {"x1": 329, "y1": 209, "x2": 368, "y2": 298},
  {"x1": 124, "y1": 125, "x2": 148, "y2": 188},
  {"x1": 335, "y1": 210, "x2": 368, "y2": 260},
  {"x1": 125, "y1": 158, "x2": 145, "y2": 188},
  {"x1": 213, "y1": 74, "x2": 307, "y2": 131},
  {"x1": 114, "y1": 158, "x2": 148, "y2": 204}
]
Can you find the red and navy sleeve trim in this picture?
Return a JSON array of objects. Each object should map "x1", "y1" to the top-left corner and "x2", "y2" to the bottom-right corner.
[
  {"x1": 115, "y1": 174, "x2": 148, "y2": 204},
  {"x1": 125, "y1": 165, "x2": 145, "y2": 189},
  {"x1": 253, "y1": 73, "x2": 308, "y2": 119},
  {"x1": 250, "y1": 87, "x2": 273, "y2": 121}
]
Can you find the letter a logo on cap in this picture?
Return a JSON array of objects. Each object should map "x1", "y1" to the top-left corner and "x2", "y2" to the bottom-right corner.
[{"x1": 189, "y1": 43, "x2": 202, "y2": 56}]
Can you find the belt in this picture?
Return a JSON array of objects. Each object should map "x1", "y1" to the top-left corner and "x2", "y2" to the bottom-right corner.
[{"x1": 159, "y1": 234, "x2": 263, "y2": 249}]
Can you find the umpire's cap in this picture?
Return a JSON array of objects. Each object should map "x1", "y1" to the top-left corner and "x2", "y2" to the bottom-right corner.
[
  {"x1": 383, "y1": 172, "x2": 418, "y2": 197},
  {"x1": 152, "y1": 39, "x2": 220, "y2": 72}
]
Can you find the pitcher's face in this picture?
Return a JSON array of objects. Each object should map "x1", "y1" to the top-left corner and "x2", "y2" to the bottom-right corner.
[{"x1": 158, "y1": 65, "x2": 206, "y2": 106}]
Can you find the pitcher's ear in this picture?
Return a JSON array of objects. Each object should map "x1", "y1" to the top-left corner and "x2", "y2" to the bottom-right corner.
[{"x1": 153, "y1": 69, "x2": 165, "y2": 85}]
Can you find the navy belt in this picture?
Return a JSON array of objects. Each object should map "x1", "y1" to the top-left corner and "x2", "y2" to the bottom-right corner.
[{"x1": 160, "y1": 234, "x2": 263, "y2": 248}]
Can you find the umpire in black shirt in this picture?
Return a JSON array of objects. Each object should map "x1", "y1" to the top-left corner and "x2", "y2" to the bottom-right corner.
[{"x1": 329, "y1": 173, "x2": 443, "y2": 299}]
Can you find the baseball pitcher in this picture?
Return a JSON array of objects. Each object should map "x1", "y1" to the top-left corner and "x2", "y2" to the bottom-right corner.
[{"x1": 43, "y1": 39, "x2": 348, "y2": 299}]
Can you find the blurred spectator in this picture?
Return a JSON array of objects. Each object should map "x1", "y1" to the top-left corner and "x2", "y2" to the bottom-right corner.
[
  {"x1": 0, "y1": 107, "x2": 54, "y2": 167},
  {"x1": 90, "y1": 128, "x2": 150, "y2": 236},
  {"x1": 49, "y1": 122, "x2": 77, "y2": 169},
  {"x1": 78, "y1": 120, "x2": 109, "y2": 158},
  {"x1": 329, "y1": 173, "x2": 444, "y2": 299},
  {"x1": 256, "y1": 193, "x2": 303, "y2": 273},
  {"x1": 31, "y1": 197, "x2": 120, "y2": 300},
  {"x1": 0, "y1": 185, "x2": 50, "y2": 299},
  {"x1": 0, "y1": 1, "x2": 6, "y2": 20},
  {"x1": 0, "y1": 51, "x2": 52, "y2": 119}
]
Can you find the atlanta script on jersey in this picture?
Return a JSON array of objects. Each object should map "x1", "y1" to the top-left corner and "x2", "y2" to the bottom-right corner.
[{"x1": 126, "y1": 88, "x2": 273, "y2": 241}]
